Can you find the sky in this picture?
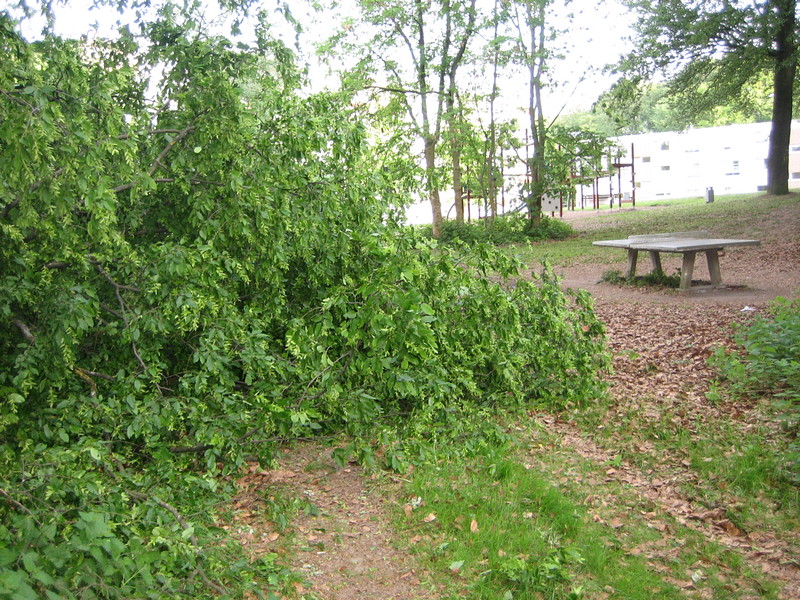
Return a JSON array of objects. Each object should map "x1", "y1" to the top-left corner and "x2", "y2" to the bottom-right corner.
[{"x1": 14, "y1": 0, "x2": 635, "y2": 116}]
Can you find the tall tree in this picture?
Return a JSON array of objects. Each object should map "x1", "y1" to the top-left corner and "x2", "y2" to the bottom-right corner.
[
  {"x1": 444, "y1": 0, "x2": 478, "y2": 223},
  {"x1": 505, "y1": 0, "x2": 554, "y2": 226},
  {"x1": 620, "y1": 0, "x2": 799, "y2": 195},
  {"x1": 323, "y1": 0, "x2": 479, "y2": 237}
]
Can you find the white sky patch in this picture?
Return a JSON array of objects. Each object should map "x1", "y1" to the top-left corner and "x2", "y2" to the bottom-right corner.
[{"x1": 11, "y1": 0, "x2": 634, "y2": 114}]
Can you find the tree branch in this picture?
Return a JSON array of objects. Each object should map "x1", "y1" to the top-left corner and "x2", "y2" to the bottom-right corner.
[
  {"x1": 45, "y1": 261, "x2": 69, "y2": 269},
  {"x1": 90, "y1": 259, "x2": 141, "y2": 292},
  {"x1": 112, "y1": 177, "x2": 224, "y2": 194},
  {"x1": 12, "y1": 318, "x2": 35, "y2": 345},
  {"x1": 169, "y1": 443, "x2": 213, "y2": 454},
  {"x1": 0, "y1": 487, "x2": 42, "y2": 525},
  {"x1": 148, "y1": 122, "x2": 197, "y2": 177},
  {"x1": 2, "y1": 167, "x2": 65, "y2": 220},
  {"x1": 75, "y1": 367, "x2": 115, "y2": 381},
  {"x1": 364, "y1": 84, "x2": 426, "y2": 95},
  {"x1": 117, "y1": 128, "x2": 189, "y2": 140},
  {"x1": 126, "y1": 491, "x2": 227, "y2": 596}
]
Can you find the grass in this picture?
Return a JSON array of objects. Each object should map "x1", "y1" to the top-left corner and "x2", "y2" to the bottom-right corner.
[
  {"x1": 392, "y1": 424, "x2": 783, "y2": 599},
  {"x1": 572, "y1": 394, "x2": 800, "y2": 539},
  {"x1": 396, "y1": 451, "x2": 687, "y2": 600},
  {"x1": 508, "y1": 191, "x2": 800, "y2": 268}
]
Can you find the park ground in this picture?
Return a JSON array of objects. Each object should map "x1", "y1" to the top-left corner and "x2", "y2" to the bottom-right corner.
[{"x1": 226, "y1": 195, "x2": 800, "y2": 600}]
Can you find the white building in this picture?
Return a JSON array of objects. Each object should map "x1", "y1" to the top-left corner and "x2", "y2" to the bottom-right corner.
[{"x1": 604, "y1": 120, "x2": 800, "y2": 202}]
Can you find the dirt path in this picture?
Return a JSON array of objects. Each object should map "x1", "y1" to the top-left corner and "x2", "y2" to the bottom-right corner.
[
  {"x1": 230, "y1": 447, "x2": 438, "y2": 600},
  {"x1": 230, "y1": 212, "x2": 800, "y2": 599}
]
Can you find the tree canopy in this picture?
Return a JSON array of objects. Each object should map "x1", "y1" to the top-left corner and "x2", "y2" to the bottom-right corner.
[{"x1": 618, "y1": 0, "x2": 799, "y2": 194}]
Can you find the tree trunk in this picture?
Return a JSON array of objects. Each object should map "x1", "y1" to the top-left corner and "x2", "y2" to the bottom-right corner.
[
  {"x1": 425, "y1": 136, "x2": 444, "y2": 237},
  {"x1": 766, "y1": 0, "x2": 797, "y2": 196},
  {"x1": 523, "y1": 1, "x2": 546, "y2": 228},
  {"x1": 452, "y1": 144, "x2": 464, "y2": 222},
  {"x1": 447, "y1": 74, "x2": 465, "y2": 223}
]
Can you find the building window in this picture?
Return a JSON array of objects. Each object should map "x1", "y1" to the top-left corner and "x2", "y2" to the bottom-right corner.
[
  {"x1": 792, "y1": 145, "x2": 800, "y2": 152},
  {"x1": 757, "y1": 185, "x2": 768, "y2": 191},
  {"x1": 642, "y1": 156, "x2": 651, "y2": 163},
  {"x1": 635, "y1": 182, "x2": 642, "y2": 188},
  {"x1": 792, "y1": 172, "x2": 800, "y2": 179},
  {"x1": 661, "y1": 142, "x2": 670, "y2": 150},
  {"x1": 661, "y1": 165, "x2": 671, "y2": 171}
]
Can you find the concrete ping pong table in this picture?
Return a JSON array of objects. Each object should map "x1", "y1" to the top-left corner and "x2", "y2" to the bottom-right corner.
[{"x1": 592, "y1": 231, "x2": 761, "y2": 291}]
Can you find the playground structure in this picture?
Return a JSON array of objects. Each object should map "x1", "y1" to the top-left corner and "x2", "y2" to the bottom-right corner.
[
  {"x1": 578, "y1": 143, "x2": 636, "y2": 210},
  {"x1": 448, "y1": 140, "x2": 638, "y2": 221}
]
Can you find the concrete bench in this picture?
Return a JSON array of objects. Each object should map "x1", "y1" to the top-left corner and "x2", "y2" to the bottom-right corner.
[{"x1": 593, "y1": 231, "x2": 761, "y2": 290}]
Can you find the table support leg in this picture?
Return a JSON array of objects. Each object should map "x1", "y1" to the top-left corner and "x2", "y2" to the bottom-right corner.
[
  {"x1": 626, "y1": 249, "x2": 639, "y2": 278},
  {"x1": 706, "y1": 249, "x2": 722, "y2": 287},
  {"x1": 680, "y1": 252, "x2": 696, "y2": 290},
  {"x1": 649, "y1": 251, "x2": 663, "y2": 273}
]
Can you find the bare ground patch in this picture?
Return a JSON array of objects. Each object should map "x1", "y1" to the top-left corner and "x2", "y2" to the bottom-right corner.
[{"x1": 226, "y1": 445, "x2": 438, "y2": 600}]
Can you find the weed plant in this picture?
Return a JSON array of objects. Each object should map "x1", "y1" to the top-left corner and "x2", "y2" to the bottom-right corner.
[
  {"x1": 600, "y1": 268, "x2": 681, "y2": 288},
  {"x1": 711, "y1": 297, "x2": 800, "y2": 479}
]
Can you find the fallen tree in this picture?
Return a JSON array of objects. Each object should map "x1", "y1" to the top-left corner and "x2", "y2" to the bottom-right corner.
[{"x1": 0, "y1": 7, "x2": 608, "y2": 597}]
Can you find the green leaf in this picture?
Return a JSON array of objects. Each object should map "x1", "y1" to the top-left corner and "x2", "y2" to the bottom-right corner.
[
  {"x1": 449, "y1": 560, "x2": 464, "y2": 572},
  {"x1": 0, "y1": 548, "x2": 15, "y2": 568}
]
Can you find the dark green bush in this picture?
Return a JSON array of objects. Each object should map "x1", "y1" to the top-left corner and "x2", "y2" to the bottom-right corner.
[
  {"x1": 712, "y1": 297, "x2": 800, "y2": 402},
  {"x1": 600, "y1": 268, "x2": 682, "y2": 288}
]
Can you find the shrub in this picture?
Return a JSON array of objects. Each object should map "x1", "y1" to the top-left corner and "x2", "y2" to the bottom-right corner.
[
  {"x1": 713, "y1": 298, "x2": 800, "y2": 403},
  {"x1": 418, "y1": 213, "x2": 575, "y2": 245},
  {"x1": 710, "y1": 297, "x2": 800, "y2": 477},
  {"x1": 600, "y1": 268, "x2": 681, "y2": 288}
]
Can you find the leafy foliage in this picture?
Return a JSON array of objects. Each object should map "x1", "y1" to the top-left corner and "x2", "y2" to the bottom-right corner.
[
  {"x1": 711, "y1": 298, "x2": 800, "y2": 404},
  {"x1": 0, "y1": 6, "x2": 609, "y2": 597},
  {"x1": 618, "y1": 0, "x2": 798, "y2": 194},
  {"x1": 420, "y1": 214, "x2": 575, "y2": 245},
  {"x1": 600, "y1": 268, "x2": 681, "y2": 289},
  {"x1": 710, "y1": 298, "x2": 800, "y2": 478}
]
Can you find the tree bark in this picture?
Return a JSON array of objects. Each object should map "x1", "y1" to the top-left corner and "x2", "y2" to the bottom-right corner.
[
  {"x1": 425, "y1": 137, "x2": 444, "y2": 237},
  {"x1": 766, "y1": 0, "x2": 797, "y2": 196},
  {"x1": 452, "y1": 144, "x2": 465, "y2": 222},
  {"x1": 447, "y1": 73, "x2": 465, "y2": 222},
  {"x1": 525, "y1": 1, "x2": 546, "y2": 227}
]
